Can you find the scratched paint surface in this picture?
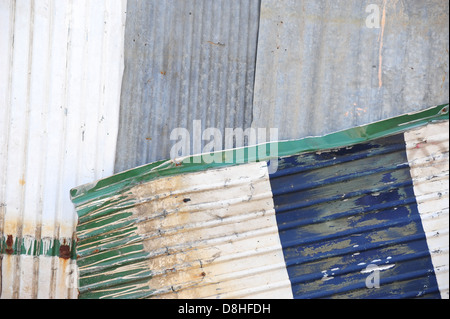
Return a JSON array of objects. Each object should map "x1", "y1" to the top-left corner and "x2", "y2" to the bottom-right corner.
[
  {"x1": 75, "y1": 162, "x2": 292, "y2": 299},
  {"x1": 71, "y1": 111, "x2": 448, "y2": 299},
  {"x1": 270, "y1": 133, "x2": 440, "y2": 298}
]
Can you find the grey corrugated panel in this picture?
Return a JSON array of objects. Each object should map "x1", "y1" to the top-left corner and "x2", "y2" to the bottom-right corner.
[
  {"x1": 252, "y1": 0, "x2": 449, "y2": 141},
  {"x1": 114, "y1": 0, "x2": 261, "y2": 173},
  {"x1": 0, "y1": 0, "x2": 126, "y2": 299}
]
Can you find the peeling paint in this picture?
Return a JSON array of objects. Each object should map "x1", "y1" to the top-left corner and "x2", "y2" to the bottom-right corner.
[{"x1": 75, "y1": 162, "x2": 293, "y2": 299}]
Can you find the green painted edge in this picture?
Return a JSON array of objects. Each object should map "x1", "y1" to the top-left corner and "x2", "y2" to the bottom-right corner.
[
  {"x1": 70, "y1": 104, "x2": 449, "y2": 209},
  {"x1": 0, "y1": 236, "x2": 77, "y2": 260}
]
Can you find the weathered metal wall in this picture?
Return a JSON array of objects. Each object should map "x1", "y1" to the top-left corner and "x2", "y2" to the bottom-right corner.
[
  {"x1": 252, "y1": 0, "x2": 449, "y2": 141},
  {"x1": 71, "y1": 110, "x2": 448, "y2": 299},
  {"x1": 114, "y1": 0, "x2": 261, "y2": 173},
  {"x1": 0, "y1": 0, "x2": 127, "y2": 298}
]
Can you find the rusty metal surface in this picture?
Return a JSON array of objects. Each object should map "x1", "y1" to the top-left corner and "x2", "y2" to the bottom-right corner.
[
  {"x1": 0, "y1": 0, "x2": 127, "y2": 298},
  {"x1": 114, "y1": 0, "x2": 261, "y2": 173},
  {"x1": 252, "y1": 0, "x2": 449, "y2": 142}
]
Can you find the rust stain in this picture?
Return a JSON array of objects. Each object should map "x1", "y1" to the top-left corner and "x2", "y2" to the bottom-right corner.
[
  {"x1": 146, "y1": 137, "x2": 152, "y2": 141},
  {"x1": 19, "y1": 179, "x2": 26, "y2": 186},
  {"x1": 59, "y1": 243, "x2": 71, "y2": 260},
  {"x1": 160, "y1": 71, "x2": 166, "y2": 75},
  {"x1": 207, "y1": 40, "x2": 225, "y2": 47},
  {"x1": 5, "y1": 235, "x2": 13, "y2": 254}
]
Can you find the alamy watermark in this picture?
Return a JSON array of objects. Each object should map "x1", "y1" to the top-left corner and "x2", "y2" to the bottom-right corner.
[
  {"x1": 170, "y1": 121, "x2": 279, "y2": 173},
  {"x1": 363, "y1": 264, "x2": 381, "y2": 289},
  {"x1": 365, "y1": 4, "x2": 381, "y2": 28}
]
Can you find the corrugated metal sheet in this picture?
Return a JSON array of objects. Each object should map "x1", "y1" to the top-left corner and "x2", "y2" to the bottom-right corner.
[
  {"x1": 405, "y1": 121, "x2": 449, "y2": 298},
  {"x1": 270, "y1": 124, "x2": 447, "y2": 298},
  {"x1": 74, "y1": 162, "x2": 292, "y2": 299},
  {"x1": 71, "y1": 108, "x2": 448, "y2": 299},
  {"x1": 0, "y1": 0, "x2": 127, "y2": 299},
  {"x1": 114, "y1": 0, "x2": 261, "y2": 173},
  {"x1": 252, "y1": 0, "x2": 449, "y2": 141}
]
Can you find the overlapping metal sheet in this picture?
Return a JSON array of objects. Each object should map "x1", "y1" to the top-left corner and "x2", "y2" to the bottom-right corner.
[
  {"x1": 71, "y1": 107, "x2": 449, "y2": 299},
  {"x1": 114, "y1": 0, "x2": 261, "y2": 173},
  {"x1": 0, "y1": 0, "x2": 127, "y2": 298},
  {"x1": 252, "y1": 0, "x2": 449, "y2": 141}
]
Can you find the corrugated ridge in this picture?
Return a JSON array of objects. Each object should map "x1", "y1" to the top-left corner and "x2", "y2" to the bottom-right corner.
[{"x1": 114, "y1": 0, "x2": 261, "y2": 173}]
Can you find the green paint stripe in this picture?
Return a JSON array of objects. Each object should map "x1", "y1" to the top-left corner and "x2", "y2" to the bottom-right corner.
[
  {"x1": 78, "y1": 279, "x2": 155, "y2": 299},
  {"x1": 0, "y1": 236, "x2": 77, "y2": 259},
  {"x1": 70, "y1": 104, "x2": 448, "y2": 209},
  {"x1": 79, "y1": 267, "x2": 153, "y2": 292}
]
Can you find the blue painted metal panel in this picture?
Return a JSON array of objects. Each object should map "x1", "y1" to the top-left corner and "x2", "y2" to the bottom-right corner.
[{"x1": 269, "y1": 134, "x2": 440, "y2": 299}]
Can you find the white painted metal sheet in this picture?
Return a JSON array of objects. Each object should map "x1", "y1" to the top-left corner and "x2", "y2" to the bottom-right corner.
[
  {"x1": 0, "y1": 0, "x2": 127, "y2": 299},
  {"x1": 74, "y1": 162, "x2": 293, "y2": 299},
  {"x1": 405, "y1": 121, "x2": 450, "y2": 299}
]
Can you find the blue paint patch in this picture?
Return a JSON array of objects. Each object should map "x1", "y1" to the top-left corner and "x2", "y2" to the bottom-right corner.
[{"x1": 269, "y1": 134, "x2": 440, "y2": 299}]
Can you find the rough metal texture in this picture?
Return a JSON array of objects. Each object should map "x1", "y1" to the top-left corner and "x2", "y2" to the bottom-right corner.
[
  {"x1": 74, "y1": 162, "x2": 293, "y2": 299},
  {"x1": 252, "y1": 0, "x2": 449, "y2": 141},
  {"x1": 115, "y1": 0, "x2": 261, "y2": 173}
]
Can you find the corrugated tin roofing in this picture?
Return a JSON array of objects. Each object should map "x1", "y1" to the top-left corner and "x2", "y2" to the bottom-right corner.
[
  {"x1": 114, "y1": 0, "x2": 261, "y2": 173},
  {"x1": 0, "y1": 0, "x2": 126, "y2": 299},
  {"x1": 71, "y1": 106, "x2": 449, "y2": 298},
  {"x1": 252, "y1": 0, "x2": 449, "y2": 141}
]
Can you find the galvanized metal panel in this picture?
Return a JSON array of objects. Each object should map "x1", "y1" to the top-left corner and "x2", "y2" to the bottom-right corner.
[
  {"x1": 252, "y1": 0, "x2": 449, "y2": 141},
  {"x1": 0, "y1": 0, "x2": 127, "y2": 299},
  {"x1": 114, "y1": 0, "x2": 261, "y2": 173}
]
